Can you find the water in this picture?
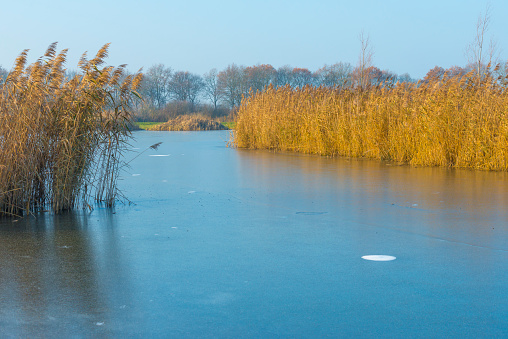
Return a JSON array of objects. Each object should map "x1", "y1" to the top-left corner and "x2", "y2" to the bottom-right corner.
[{"x1": 1, "y1": 130, "x2": 507, "y2": 337}]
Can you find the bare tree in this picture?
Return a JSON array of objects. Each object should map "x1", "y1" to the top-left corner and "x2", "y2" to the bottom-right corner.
[
  {"x1": 291, "y1": 68, "x2": 314, "y2": 88},
  {"x1": 217, "y1": 64, "x2": 246, "y2": 109},
  {"x1": 169, "y1": 71, "x2": 203, "y2": 109},
  {"x1": 203, "y1": 68, "x2": 223, "y2": 112},
  {"x1": 354, "y1": 30, "x2": 374, "y2": 90},
  {"x1": 245, "y1": 64, "x2": 276, "y2": 92},
  {"x1": 141, "y1": 64, "x2": 172, "y2": 108},
  {"x1": 466, "y1": 5, "x2": 497, "y2": 82},
  {"x1": 275, "y1": 65, "x2": 293, "y2": 88},
  {"x1": 186, "y1": 73, "x2": 204, "y2": 108},
  {"x1": 314, "y1": 62, "x2": 353, "y2": 88}
]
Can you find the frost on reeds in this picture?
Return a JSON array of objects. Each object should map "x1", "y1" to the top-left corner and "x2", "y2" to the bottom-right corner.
[
  {"x1": 234, "y1": 65, "x2": 508, "y2": 171},
  {"x1": 0, "y1": 43, "x2": 143, "y2": 216}
]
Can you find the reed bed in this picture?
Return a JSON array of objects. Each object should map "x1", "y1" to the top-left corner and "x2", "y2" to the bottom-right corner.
[
  {"x1": 147, "y1": 114, "x2": 229, "y2": 131},
  {"x1": 0, "y1": 43, "x2": 142, "y2": 216},
  {"x1": 234, "y1": 67, "x2": 508, "y2": 171}
]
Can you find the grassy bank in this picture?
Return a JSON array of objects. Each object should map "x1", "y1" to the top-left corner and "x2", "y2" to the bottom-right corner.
[
  {"x1": 133, "y1": 122, "x2": 163, "y2": 130},
  {"x1": 0, "y1": 44, "x2": 142, "y2": 216},
  {"x1": 221, "y1": 121, "x2": 236, "y2": 129},
  {"x1": 234, "y1": 68, "x2": 508, "y2": 171}
]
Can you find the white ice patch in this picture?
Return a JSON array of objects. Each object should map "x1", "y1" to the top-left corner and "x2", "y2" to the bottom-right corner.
[
  {"x1": 362, "y1": 255, "x2": 396, "y2": 261},
  {"x1": 149, "y1": 154, "x2": 170, "y2": 157},
  {"x1": 187, "y1": 191, "x2": 196, "y2": 194},
  {"x1": 132, "y1": 174, "x2": 141, "y2": 176}
]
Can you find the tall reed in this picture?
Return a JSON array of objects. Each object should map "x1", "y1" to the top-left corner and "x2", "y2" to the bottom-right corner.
[
  {"x1": 0, "y1": 43, "x2": 142, "y2": 216},
  {"x1": 234, "y1": 66, "x2": 508, "y2": 171}
]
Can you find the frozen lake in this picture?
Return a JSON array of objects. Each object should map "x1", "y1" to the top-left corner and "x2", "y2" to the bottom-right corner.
[{"x1": 1, "y1": 130, "x2": 507, "y2": 337}]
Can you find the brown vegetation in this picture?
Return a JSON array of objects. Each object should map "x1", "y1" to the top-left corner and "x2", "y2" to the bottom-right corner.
[
  {"x1": 234, "y1": 66, "x2": 508, "y2": 171},
  {"x1": 146, "y1": 114, "x2": 229, "y2": 131},
  {"x1": 0, "y1": 43, "x2": 142, "y2": 216}
]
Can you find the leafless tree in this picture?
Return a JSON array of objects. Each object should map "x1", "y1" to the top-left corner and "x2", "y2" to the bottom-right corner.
[
  {"x1": 355, "y1": 30, "x2": 374, "y2": 90},
  {"x1": 466, "y1": 5, "x2": 498, "y2": 82},
  {"x1": 275, "y1": 65, "x2": 293, "y2": 87},
  {"x1": 291, "y1": 68, "x2": 314, "y2": 88},
  {"x1": 141, "y1": 64, "x2": 172, "y2": 108},
  {"x1": 169, "y1": 71, "x2": 203, "y2": 109},
  {"x1": 203, "y1": 68, "x2": 222, "y2": 112},
  {"x1": 217, "y1": 64, "x2": 246, "y2": 109},
  {"x1": 245, "y1": 64, "x2": 276, "y2": 92},
  {"x1": 314, "y1": 62, "x2": 353, "y2": 88}
]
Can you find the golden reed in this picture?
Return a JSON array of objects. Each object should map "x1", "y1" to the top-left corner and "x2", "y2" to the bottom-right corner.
[
  {"x1": 234, "y1": 66, "x2": 508, "y2": 171},
  {"x1": 0, "y1": 43, "x2": 142, "y2": 216}
]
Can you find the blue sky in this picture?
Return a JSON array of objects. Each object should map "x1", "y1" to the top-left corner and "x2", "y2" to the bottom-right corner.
[{"x1": 1, "y1": 0, "x2": 507, "y2": 79}]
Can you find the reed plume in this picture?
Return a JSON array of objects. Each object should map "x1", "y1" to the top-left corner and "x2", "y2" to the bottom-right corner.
[{"x1": 0, "y1": 43, "x2": 143, "y2": 216}]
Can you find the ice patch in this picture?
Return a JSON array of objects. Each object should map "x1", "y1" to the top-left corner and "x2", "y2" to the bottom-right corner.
[
  {"x1": 362, "y1": 255, "x2": 396, "y2": 261},
  {"x1": 132, "y1": 174, "x2": 141, "y2": 176},
  {"x1": 188, "y1": 191, "x2": 196, "y2": 194},
  {"x1": 149, "y1": 154, "x2": 170, "y2": 157}
]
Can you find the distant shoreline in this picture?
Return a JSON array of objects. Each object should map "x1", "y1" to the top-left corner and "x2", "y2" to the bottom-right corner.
[{"x1": 133, "y1": 115, "x2": 231, "y2": 131}]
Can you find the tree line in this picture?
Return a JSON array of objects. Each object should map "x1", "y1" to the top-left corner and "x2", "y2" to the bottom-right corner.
[{"x1": 135, "y1": 61, "x2": 417, "y2": 121}]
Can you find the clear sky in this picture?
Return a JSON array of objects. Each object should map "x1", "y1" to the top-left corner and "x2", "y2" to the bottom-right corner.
[{"x1": 1, "y1": 0, "x2": 507, "y2": 79}]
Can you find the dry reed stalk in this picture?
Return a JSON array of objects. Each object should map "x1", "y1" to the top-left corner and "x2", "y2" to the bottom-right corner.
[{"x1": 0, "y1": 43, "x2": 143, "y2": 216}]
